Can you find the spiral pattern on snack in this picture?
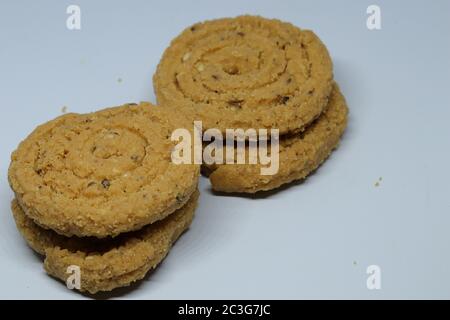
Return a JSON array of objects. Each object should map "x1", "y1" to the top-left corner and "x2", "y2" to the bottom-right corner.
[{"x1": 154, "y1": 15, "x2": 333, "y2": 134}]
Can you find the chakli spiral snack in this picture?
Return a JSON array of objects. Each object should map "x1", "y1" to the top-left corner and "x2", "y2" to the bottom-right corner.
[
  {"x1": 154, "y1": 15, "x2": 333, "y2": 135},
  {"x1": 202, "y1": 83, "x2": 348, "y2": 193},
  {"x1": 8, "y1": 103, "x2": 199, "y2": 238},
  {"x1": 8, "y1": 103, "x2": 201, "y2": 293},
  {"x1": 11, "y1": 190, "x2": 199, "y2": 294}
]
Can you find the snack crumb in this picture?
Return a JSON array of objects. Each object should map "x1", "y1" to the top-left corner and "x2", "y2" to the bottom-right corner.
[
  {"x1": 374, "y1": 176, "x2": 382, "y2": 187},
  {"x1": 61, "y1": 106, "x2": 68, "y2": 114},
  {"x1": 117, "y1": 77, "x2": 123, "y2": 84}
]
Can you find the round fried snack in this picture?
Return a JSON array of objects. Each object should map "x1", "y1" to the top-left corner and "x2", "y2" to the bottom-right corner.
[
  {"x1": 11, "y1": 190, "x2": 199, "y2": 294},
  {"x1": 202, "y1": 83, "x2": 348, "y2": 193},
  {"x1": 154, "y1": 15, "x2": 333, "y2": 135},
  {"x1": 8, "y1": 103, "x2": 199, "y2": 238}
]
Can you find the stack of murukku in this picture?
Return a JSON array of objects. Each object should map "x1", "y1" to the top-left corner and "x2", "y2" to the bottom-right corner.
[
  {"x1": 8, "y1": 103, "x2": 200, "y2": 294},
  {"x1": 154, "y1": 15, "x2": 348, "y2": 193}
]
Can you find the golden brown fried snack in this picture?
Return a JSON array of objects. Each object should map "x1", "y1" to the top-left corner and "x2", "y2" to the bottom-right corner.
[
  {"x1": 11, "y1": 190, "x2": 199, "y2": 294},
  {"x1": 203, "y1": 84, "x2": 348, "y2": 193},
  {"x1": 154, "y1": 15, "x2": 333, "y2": 135},
  {"x1": 9, "y1": 103, "x2": 199, "y2": 238}
]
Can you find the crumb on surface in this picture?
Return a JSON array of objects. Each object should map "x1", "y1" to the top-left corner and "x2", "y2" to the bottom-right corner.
[
  {"x1": 374, "y1": 176, "x2": 382, "y2": 187},
  {"x1": 61, "y1": 106, "x2": 68, "y2": 114},
  {"x1": 353, "y1": 261, "x2": 357, "y2": 266},
  {"x1": 117, "y1": 77, "x2": 123, "y2": 83}
]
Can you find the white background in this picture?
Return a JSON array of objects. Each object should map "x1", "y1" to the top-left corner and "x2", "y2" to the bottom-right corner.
[{"x1": 0, "y1": 0, "x2": 449, "y2": 299}]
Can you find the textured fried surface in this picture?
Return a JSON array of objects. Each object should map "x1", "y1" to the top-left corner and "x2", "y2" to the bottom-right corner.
[
  {"x1": 203, "y1": 84, "x2": 348, "y2": 193},
  {"x1": 8, "y1": 103, "x2": 199, "y2": 238},
  {"x1": 11, "y1": 190, "x2": 199, "y2": 294},
  {"x1": 154, "y1": 15, "x2": 333, "y2": 135}
]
